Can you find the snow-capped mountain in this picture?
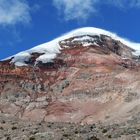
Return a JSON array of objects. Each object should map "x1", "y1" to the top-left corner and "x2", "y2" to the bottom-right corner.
[
  {"x1": 1, "y1": 27, "x2": 140, "y2": 129},
  {"x1": 3, "y1": 27, "x2": 140, "y2": 66}
]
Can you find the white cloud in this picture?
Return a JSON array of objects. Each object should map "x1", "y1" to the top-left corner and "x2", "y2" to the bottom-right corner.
[
  {"x1": 53, "y1": 0, "x2": 99, "y2": 21},
  {"x1": 0, "y1": 0, "x2": 31, "y2": 25},
  {"x1": 53, "y1": 0, "x2": 140, "y2": 21}
]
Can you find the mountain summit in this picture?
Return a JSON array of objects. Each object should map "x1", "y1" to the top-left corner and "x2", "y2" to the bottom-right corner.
[
  {"x1": 1, "y1": 27, "x2": 140, "y2": 139},
  {"x1": 2, "y1": 27, "x2": 140, "y2": 66}
]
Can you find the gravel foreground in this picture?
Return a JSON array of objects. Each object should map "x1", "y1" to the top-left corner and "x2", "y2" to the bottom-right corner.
[{"x1": 1, "y1": 114, "x2": 140, "y2": 140}]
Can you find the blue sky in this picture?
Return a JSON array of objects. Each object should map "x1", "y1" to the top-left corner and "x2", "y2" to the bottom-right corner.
[{"x1": 0, "y1": 0, "x2": 140, "y2": 60}]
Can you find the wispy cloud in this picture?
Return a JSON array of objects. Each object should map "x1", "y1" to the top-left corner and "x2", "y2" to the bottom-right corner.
[
  {"x1": 108, "y1": 0, "x2": 140, "y2": 9},
  {"x1": 0, "y1": 0, "x2": 31, "y2": 26},
  {"x1": 53, "y1": 0, "x2": 99, "y2": 21},
  {"x1": 53, "y1": 0, "x2": 140, "y2": 21}
]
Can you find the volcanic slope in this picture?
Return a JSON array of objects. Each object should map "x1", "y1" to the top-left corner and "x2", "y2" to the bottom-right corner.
[{"x1": 1, "y1": 27, "x2": 140, "y2": 139}]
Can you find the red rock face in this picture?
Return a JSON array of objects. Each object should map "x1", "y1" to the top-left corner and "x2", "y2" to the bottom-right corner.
[{"x1": 0, "y1": 35, "x2": 140, "y2": 124}]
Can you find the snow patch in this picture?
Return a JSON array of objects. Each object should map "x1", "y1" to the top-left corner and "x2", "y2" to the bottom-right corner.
[
  {"x1": 72, "y1": 35, "x2": 96, "y2": 42},
  {"x1": 83, "y1": 42, "x2": 98, "y2": 47},
  {"x1": 36, "y1": 53, "x2": 57, "y2": 64},
  {"x1": 11, "y1": 52, "x2": 31, "y2": 66}
]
